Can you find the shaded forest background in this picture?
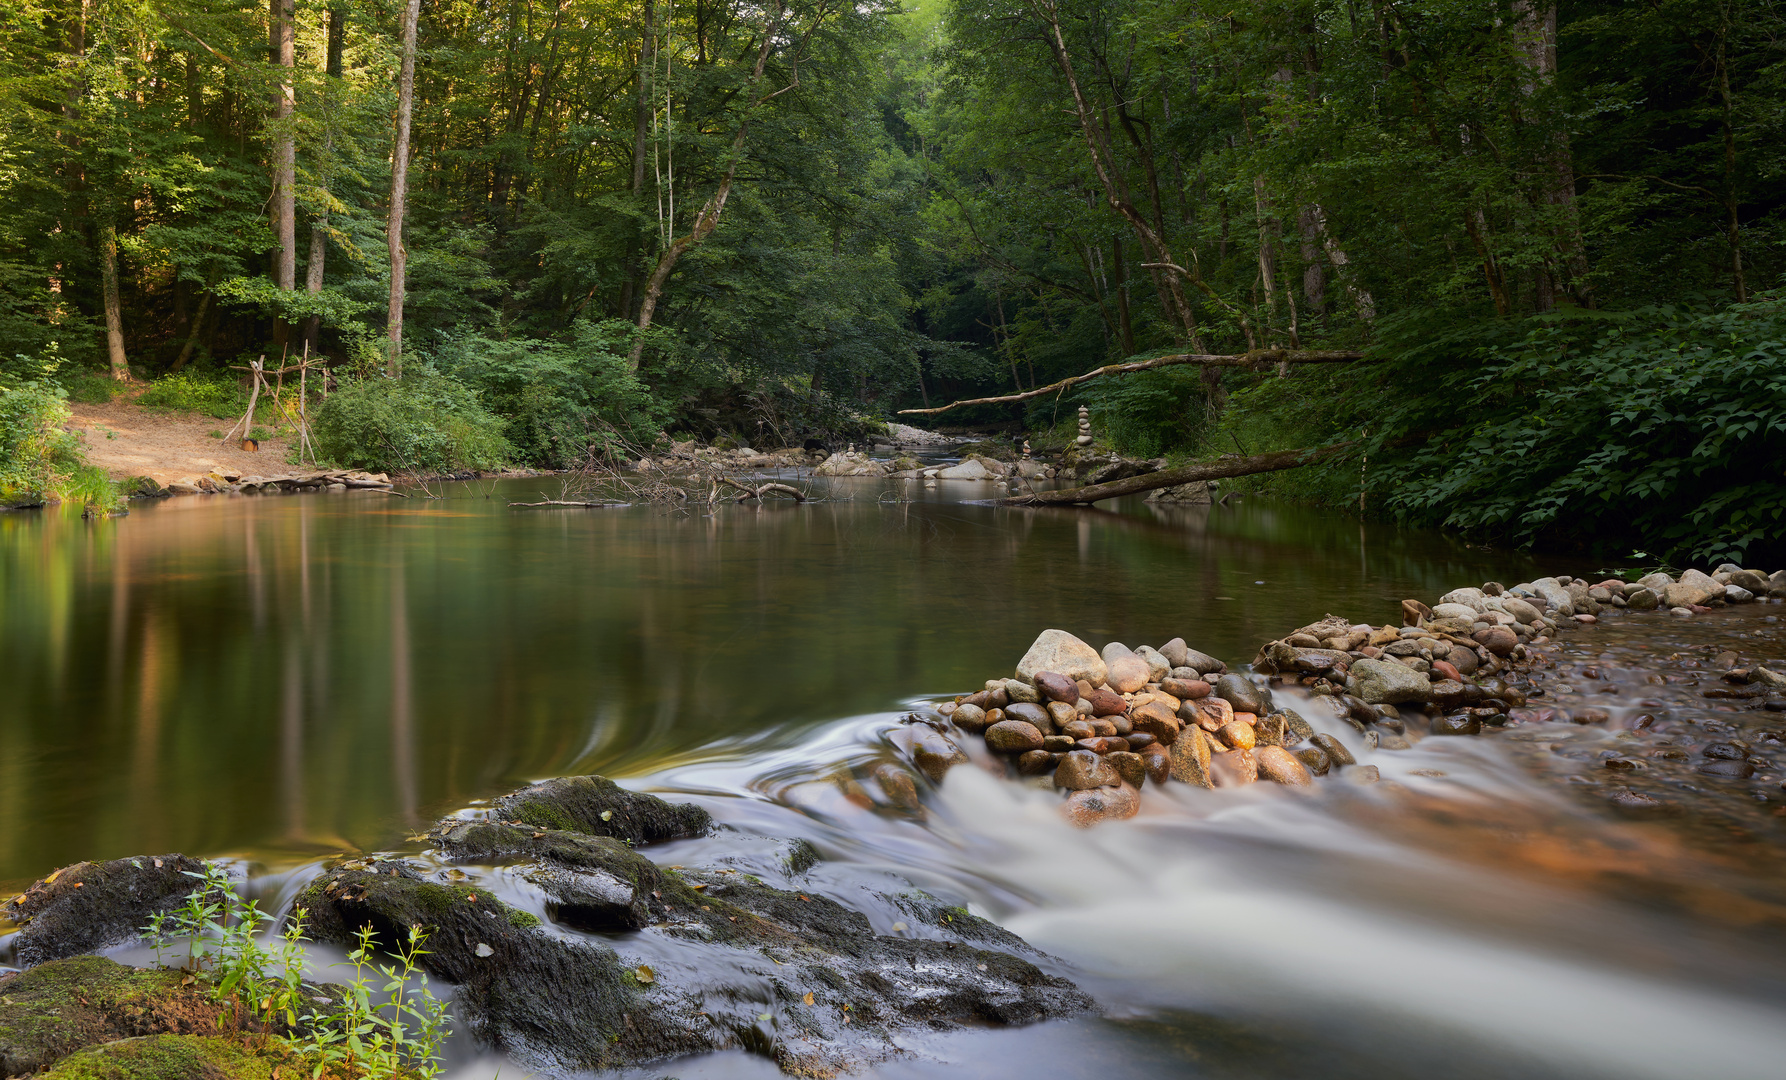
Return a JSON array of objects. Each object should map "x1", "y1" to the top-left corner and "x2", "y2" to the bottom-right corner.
[{"x1": 2, "y1": 0, "x2": 1784, "y2": 560}]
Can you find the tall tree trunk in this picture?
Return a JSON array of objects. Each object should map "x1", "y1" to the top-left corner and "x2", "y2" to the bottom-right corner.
[
  {"x1": 387, "y1": 0, "x2": 421, "y2": 376},
  {"x1": 620, "y1": 0, "x2": 656, "y2": 320},
  {"x1": 99, "y1": 224, "x2": 128, "y2": 380},
  {"x1": 1110, "y1": 235, "x2": 1135, "y2": 356},
  {"x1": 1514, "y1": 1, "x2": 1592, "y2": 307},
  {"x1": 270, "y1": 0, "x2": 296, "y2": 355},
  {"x1": 629, "y1": 5, "x2": 786, "y2": 371},
  {"x1": 303, "y1": 4, "x2": 346, "y2": 357}
]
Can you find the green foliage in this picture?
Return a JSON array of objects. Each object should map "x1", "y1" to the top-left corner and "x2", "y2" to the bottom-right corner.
[
  {"x1": 312, "y1": 370, "x2": 511, "y2": 474},
  {"x1": 61, "y1": 370, "x2": 122, "y2": 405},
  {"x1": 0, "y1": 361, "x2": 115, "y2": 512},
  {"x1": 1082, "y1": 366, "x2": 1211, "y2": 459},
  {"x1": 436, "y1": 321, "x2": 665, "y2": 466},
  {"x1": 137, "y1": 372, "x2": 249, "y2": 419},
  {"x1": 143, "y1": 868, "x2": 451, "y2": 1080},
  {"x1": 1369, "y1": 297, "x2": 1786, "y2": 563}
]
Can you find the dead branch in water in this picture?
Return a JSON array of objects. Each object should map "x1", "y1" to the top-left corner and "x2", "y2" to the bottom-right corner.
[
  {"x1": 509, "y1": 499, "x2": 633, "y2": 508},
  {"x1": 719, "y1": 477, "x2": 808, "y2": 502},
  {"x1": 897, "y1": 350, "x2": 1366, "y2": 416},
  {"x1": 996, "y1": 443, "x2": 1356, "y2": 505}
]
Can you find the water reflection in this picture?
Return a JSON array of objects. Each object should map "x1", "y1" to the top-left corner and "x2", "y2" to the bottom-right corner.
[{"x1": 0, "y1": 479, "x2": 1557, "y2": 886}]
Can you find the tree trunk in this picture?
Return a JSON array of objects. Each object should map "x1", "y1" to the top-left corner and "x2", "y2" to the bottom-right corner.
[
  {"x1": 303, "y1": 4, "x2": 346, "y2": 357},
  {"x1": 997, "y1": 444, "x2": 1353, "y2": 506},
  {"x1": 171, "y1": 290, "x2": 212, "y2": 373},
  {"x1": 387, "y1": 0, "x2": 421, "y2": 376},
  {"x1": 628, "y1": 7, "x2": 784, "y2": 371},
  {"x1": 270, "y1": 0, "x2": 296, "y2": 355},
  {"x1": 99, "y1": 224, "x2": 128, "y2": 380},
  {"x1": 620, "y1": 0, "x2": 656, "y2": 320}
]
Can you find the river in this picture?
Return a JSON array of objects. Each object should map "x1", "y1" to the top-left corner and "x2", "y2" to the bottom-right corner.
[{"x1": 3, "y1": 477, "x2": 1784, "y2": 1079}]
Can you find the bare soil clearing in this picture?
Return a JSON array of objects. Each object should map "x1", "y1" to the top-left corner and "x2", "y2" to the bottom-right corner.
[{"x1": 65, "y1": 393, "x2": 293, "y2": 486}]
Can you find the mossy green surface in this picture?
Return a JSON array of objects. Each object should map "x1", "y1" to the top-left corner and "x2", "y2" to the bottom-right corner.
[{"x1": 40, "y1": 1035, "x2": 315, "y2": 1080}]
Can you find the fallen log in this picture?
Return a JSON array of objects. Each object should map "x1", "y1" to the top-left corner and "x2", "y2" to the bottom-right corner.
[
  {"x1": 719, "y1": 477, "x2": 807, "y2": 502},
  {"x1": 509, "y1": 500, "x2": 632, "y2": 508},
  {"x1": 996, "y1": 443, "x2": 1355, "y2": 506},
  {"x1": 897, "y1": 350, "x2": 1366, "y2": 416}
]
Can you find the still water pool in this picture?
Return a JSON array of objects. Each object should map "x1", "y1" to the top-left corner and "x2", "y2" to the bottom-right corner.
[{"x1": 3, "y1": 478, "x2": 1783, "y2": 1079}]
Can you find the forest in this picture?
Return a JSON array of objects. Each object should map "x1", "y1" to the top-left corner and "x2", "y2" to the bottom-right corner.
[{"x1": 1, "y1": 0, "x2": 1784, "y2": 560}]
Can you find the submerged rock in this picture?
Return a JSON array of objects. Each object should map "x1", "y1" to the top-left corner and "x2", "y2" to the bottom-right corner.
[
  {"x1": 2, "y1": 855, "x2": 208, "y2": 968},
  {"x1": 494, "y1": 775, "x2": 711, "y2": 846},
  {"x1": 38, "y1": 1033, "x2": 313, "y2": 1080}
]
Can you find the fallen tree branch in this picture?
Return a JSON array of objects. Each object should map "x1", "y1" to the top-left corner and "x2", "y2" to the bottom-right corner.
[
  {"x1": 719, "y1": 477, "x2": 808, "y2": 502},
  {"x1": 996, "y1": 443, "x2": 1357, "y2": 505},
  {"x1": 509, "y1": 499, "x2": 632, "y2": 508},
  {"x1": 896, "y1": 350, "x2": 1367, "y2": 416}
]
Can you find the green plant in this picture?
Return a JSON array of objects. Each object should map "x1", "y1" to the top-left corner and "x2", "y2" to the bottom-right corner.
[
  {"x1": 312, "y1": 370, "x2": 511, "y2": 474},
  {"x1": 138, "y1": 371, "x2": 249, "y2": 419},
  {"x1": 208, "y1": 429, "x2": 224, "y2": 439},
  {"x1": 304, "y1": 924, "x2": 451, "y2": 1080},
  {"x1": 0, "y1": 372, "x2": 116, "y2": 513},
  {"x1": 62, "y1": 370, "x2": 120, "y2": 404},
  {"x1": 145, "y1": 868, "x2": 451, "y2": 1080}
]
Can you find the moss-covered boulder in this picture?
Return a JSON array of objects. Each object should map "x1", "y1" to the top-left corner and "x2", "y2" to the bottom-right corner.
[
  {"x1": 40, "y1": 1035, "x2": 316, "y2": 1080},
  {"x1": 0, "y1": 957, "x2": 249, "y2": 1078},
  {"x1": 491, "y1": 775, "x2": 711, "y2": 845},
  {"x1": 4, "y1": 857, "x2": 208, "y2": 968},
  {"x1": 292, "y1": 779, "x2": 1094, "y2": 1076}
]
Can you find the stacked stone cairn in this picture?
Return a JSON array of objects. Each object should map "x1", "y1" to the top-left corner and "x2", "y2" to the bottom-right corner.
[
  {"x1": 931, "y1": 629, "x2": 1339, "y2": 827},
  {"x1": 1075, "y1": 406, "x2": 1093, "y2": 446},
  {"x1": 910, "y1": 565, "x2": 1786, "y2": 828}
]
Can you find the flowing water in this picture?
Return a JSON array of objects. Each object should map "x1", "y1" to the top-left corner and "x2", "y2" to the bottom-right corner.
[{"x1": 3, "y1": 477, "x2": 1784, "y2": 1079}]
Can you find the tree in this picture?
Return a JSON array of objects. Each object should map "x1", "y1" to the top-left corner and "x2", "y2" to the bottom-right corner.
[{"x1": 387, "y1": 0, "x2": 420, "y2": 376}]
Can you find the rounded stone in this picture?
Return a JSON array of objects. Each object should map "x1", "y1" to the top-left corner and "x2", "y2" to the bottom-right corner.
[
  {"x1": 1046, "y1": 700, "x2": 1079, "y2": 728},
  {"x1": 1696, "y1": 759, "x2": 1755, "y2": 779},
  {"x1": 1160, "y1": 678, "x2": 1210, "y2": 700},
  {"x1": 1292, "y1": 744, "x2": 1331, "y2": 776},
  {"x1": 873, "y1": 764, "x2": 922, "y2": 810},
  {"x1": 1015, "y1": 629, "x2": 1108, "y2": 687},
  {"x1": 1431, "y1": 714, "x2": 1481, "y2": 736},
  {"x1": 1005, "y1": 701, "x2": 1053, "y2": 734},
  {"x1": 1130, "y1": 704, "x2": 1180, "y2": 746},
  {"x1": 1218, "y1": 720, "x2": 1257, "y2": 750},
  {"x1": 1210, "y1": 747, "x2": 1259, "y2": 787},
  {"x1": 1255, "y1": 745, "x2": 1313, "y2": 786},
  {"x1": 1054, "y1": 749, "x2": 1121, "y2": 791},
  {"x1": 1034, "y1": 671, "x2": 1079, "y2": 704},
  {"x1": 1016, "y1": 750, "x2": 1057, "y2": 776},
  {"x1": 1311, "y1": 733, "x2": 1355, "y2": 767},
  {"x1": 1214, "y1": 673, "x2": 1268, "y2": 715},
  {"x1": 1089, "y1": 687, "x2": 1130, "y2": 717},
  {"x1": 1107, "y1": 655, "x2": 1150, "y2": 694},
  {"x1": 1107, "y1": 751, "x2": 1148, "y2": 787},
  {"x1": 910, "y1": 730, "x2": 968, "y2": 783},
  {"x1": 1061, "y1": 782, "x2": 1140, "y2": 827},
  {"x1": 1125, "y1": 732, "x2": 1159, "y2": 751},
  {"x1": 952, "y1": 703, "x2": 989, "y2": 732},
  {"x1": 1060, "y1": 718, "x2": 1097, "y2": 740},
  {"x1": 985, "y1": 720, "x2": 1046, "y2": 753},
  {"x1": 1042, "y1": 735, "x2": 1077, "y2": 752}
]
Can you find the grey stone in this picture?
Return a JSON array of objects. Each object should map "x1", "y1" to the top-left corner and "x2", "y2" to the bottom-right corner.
[
  {"x1": 1015, "y1": 629, "x2": 1108, "y2": 687},
  {"x1": 1100, "y1": 642, "x2": 1135, "y2": 666},
  {"x1": 1531, "y1": 578, "x2": 1575, "y2": 617},
  {"x1": 1002, "y1": 678, "x2": 1041, "y2": 704},
  {"x1": 1627, "y1": 587, "x2": 1659, "y2": 611},
  {"x1": 1726, "y1": 585, "x2": 1755, "y2": 603},
  {"x1": 1135, "y1": 645, "x2": 1172, "y2": 682},
  {"x1": 937, "y1": 459, "x2": 994, "y2": 480},
  {"x1": 1213, "y1": 673, "x2": 1268, "y2": 715},
  {"x1": 1005, "y1": 701, "x2": 1053, "y2": 734},
  {"x1": 1348, "y1": 658, "x2": 1432, "y2": 705},
  {"x1": 1660, "y1": 569, "x2": 1722, "y2": 608},
  {"x1": 1430, "y1": 602, "x2": 1480, "y2": 621}
]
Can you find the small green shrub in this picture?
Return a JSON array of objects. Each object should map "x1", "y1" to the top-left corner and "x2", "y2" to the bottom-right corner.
[
  {"x1": 0, "y1": 376, "x2": 117, "y2": 512},
  {"x1": 62, "y1": 370, "x2": 121, "y2": 404},
  {"x1": 1082, "y1": 365, "x2": 1212, "y2": 459},
  {"x1": 138, "y1": 371, "x2": 248, "y2": 419},
  {"x1": 312, "y1": 370, "x2": 511, "y2": 474}
]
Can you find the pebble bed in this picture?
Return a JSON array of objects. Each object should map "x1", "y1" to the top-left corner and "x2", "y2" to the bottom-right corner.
[{"x1": 900, "y1": 562, "x2": 1786, "y2": 826}]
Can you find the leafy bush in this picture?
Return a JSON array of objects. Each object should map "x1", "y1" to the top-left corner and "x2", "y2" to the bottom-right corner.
[
  {"x1": 1081, "y1": 364, "x2": 1212, "y2": 458},
  {"x1": 138, "y1": 370, "x2": 249, "y2": 419},
  {"x1": 312, "y1": 369, "x2": 511, "y2": 473},
  {"x1": 62, "y1": 369, "x2": 122, "y2": 404},
  {"x1": 436, "y1": 320, "x2": 665, "y2": 466},
  {"x1": 0, "y1": 372, "x2": 117, "y2": 512},
  {"x1": 1369, "y1": 297, "x2": 1786, "y2": 564}
]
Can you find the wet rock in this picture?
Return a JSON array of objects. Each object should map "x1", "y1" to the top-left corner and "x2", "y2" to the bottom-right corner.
[
  {"x1": 1125, "y1": 732, "x2": 1158, "y2": 751},
  {"x1": 1473, "y1": 626, "x2": 1518, "y2": 657},
  {"x1": 1043, "y1": 735, "x2": 1077, "y2": 752},
  {"x1": 1187, "y1": 696, "x2": 1235, "y2": 731},
  {"x1": 1005, "y1": 702, "x2": 1054, "y2": 734},
  {"x1": 1218, "y1": 720, "x2": 1257, "y2": 750},
  {"x1": 1209, "y1": 748, "x2": 1258, "y2": 787},
  {"x1": 1088, "y1": 687, "x2": 1130, "y2": 716},
  {"x1": 1213, "y1": 673, "x2": 1268, "y2": 715},
  {"x1": 1107, "y1": 751, "x2": 1148, "y2": 787},
  {"x1": 1002, "y1": 679, "x2": 1041, "y2": 704},
  {"x1": 1531, "y1": 578, "x2": 1576, "y2": 616},
  {"x1": 1431, "y1": 714, "x2": 1482, "y2": 736},
  {"x1": 434, "y1": 821, "x2": 658, "y2": 930},
  {"x1": 952, "y1": 703, "x2": 990, "y2": 732},
  {"x1": 1168, "y1": 728, "x2": 1214, "y2": 788},
  {"x1": 296, "y1": 851, "x2": 1091, "y2": 1075},
  {"x1": 1062, "y1": 782, "x2": 1141, "y2": 827},
  {"x1": 496, "y1": 775, "x2": 712, "y2": 846},
  {"x1": 1142, "y1": 747, "x2": 1172, "y2": 785},
  {"x1": 1661, "y1": 569, "x2": 1722, "y2": 609},
  {"x1": 1253, "y1": 713, "x2": 1287, "y2": 747},
  {"x1": 2, "y1": 855, "x2": 209, "y2": 968},
  {"x1": 1275, "y1": 709, "x2": 1315, "y2": 741},
  {"x1": 1130, "y1": 703, "x2": 1180, "y2": 745},
  {"x1": 1054, "y1": 750, "x2": 1121, "y2": 791},
  {"x1": 1343, "y1": 765, "x2": 1381, "y2": 785},
  {"x1": 1254, "y1": 746, "x2": 1313, "y2": 786},
  {"x1": 1160, "y1": 677, "x2": 1210, "y2": 700},
  {"x1": 1430, "y1": 659, "x2": 1462, "y2": 683},
  {"x1": 1016, "y1": 630, "x2": 1108, "y2": 687},
  {"x1": 1311, "y1": 733, "x2": 1355, "y2": 767},
  {"x1": 1447, "y1": 646, "x2": 1481, "y2": 676},
  {"x1": 873, "y1": 764, "x2": 923, "y2": 810},
  {"x1": 1106, "y1": 655, "x2": 1150, "y2": 694},
  {"x1": 1348, "y1": 658, "x2": 1433, "y2": 705},
  {"x1": 1060, "y1": 719, "x2": 1097, "y2": 740},
  {"x1": 1292, "y1": 745, "x2": 1331, "y2": 776},
  {"x1": 910, "y1": 729, "x2": 970, "y2": 782},
  {"x1": 1017, "y1": 750, "x2": 1057, "y2": 776},
  {"x1": 1696, "y1": 759, "x2": 1755, "y2": 779},
  {"x1": 1033, "y1": 671, "x2": 1079, "y2": 704},
  {"x1": 985, "y1": 720, "x2": 1046, "y2": 754},
  {"x1": 1045, "y1": 701, "x2": 1079, "y2": 728},
  {"x1": 1627, "y1": 587, "x2": 1659, "y2": 611},
  {"x1": 1608, "y1": 789, "x2": 1676, "y2": 815}
]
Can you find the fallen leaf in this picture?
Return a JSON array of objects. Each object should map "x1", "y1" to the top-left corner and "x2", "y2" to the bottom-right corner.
[
  {"x1": 690, "y1": 883, "x2": 707, "y2": 890},
  {"x1": 532, "y1": 832, "x2": 544, "y2": 839},
  {"x1": 802, "y1": 992, "x2": 814, "y2": 1006},
  {"x1": 798, "y1": 895, "x2": 810, "y2": 902},
  {"x1": 466, "y1": 892, "x2": 478, "y2": 902},
  {"x1": 634, "y1": 965, "x2": 655, "y2": 984},
  {"x1": 475, "y1": 943, "x2": 494, "y2": 958},
  {"x1": 600, "y1": 810, "x2": 614, "y2": 821}
]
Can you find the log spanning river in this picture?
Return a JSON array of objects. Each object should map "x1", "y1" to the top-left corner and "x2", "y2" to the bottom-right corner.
[{"x1": 3, "y1": 475, "x2": 1784, "y2": 1079}]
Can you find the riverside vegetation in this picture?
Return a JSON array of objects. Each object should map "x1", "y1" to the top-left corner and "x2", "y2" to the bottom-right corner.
[{"x1": 1, "y1": 0, "x2": 1781, "y2": 564}]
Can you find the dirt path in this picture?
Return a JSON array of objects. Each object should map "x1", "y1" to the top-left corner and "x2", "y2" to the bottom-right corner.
[{"x1": 66, "y1": 394, "x2": 294, "y2": 487}]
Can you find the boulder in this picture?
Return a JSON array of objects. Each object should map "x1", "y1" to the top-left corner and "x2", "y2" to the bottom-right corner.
[
  {"x1": 1430, "y1": 603, "x2": 1479, "y2": 622},
  {"x1": 1015, "y1": 630, "x2": 1108, "y2": 687},
  {"x1": 1348, "y1": 658, "x2": 1432, "y2": 705},
  {"x1": 937, "y1": 459, "x2": 994, "y2": 480},
  {"x1": 495, "y1": 775, "x2": 711, "y2": 846},
  {"x1": 2, "y1": 855, "x2": 209, "y2": 968},
  {"x1": 1660, "y1": 569, "x2": 1722, "y2": 609}
]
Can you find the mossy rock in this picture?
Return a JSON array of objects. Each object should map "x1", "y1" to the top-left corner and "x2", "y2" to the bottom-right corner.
[
  {"x1": 39, "y1": 1035, "x2": 319, "y2": 1080},
  {"x1": 0, "y1": 956, "x2": 247, "y2": 1077},
  {"x1": 491, "y1": 776, "x2": 711, "y2": 846},
  {"x1": 3, "y1": 857, "x2": 209, "y2": 968}
]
